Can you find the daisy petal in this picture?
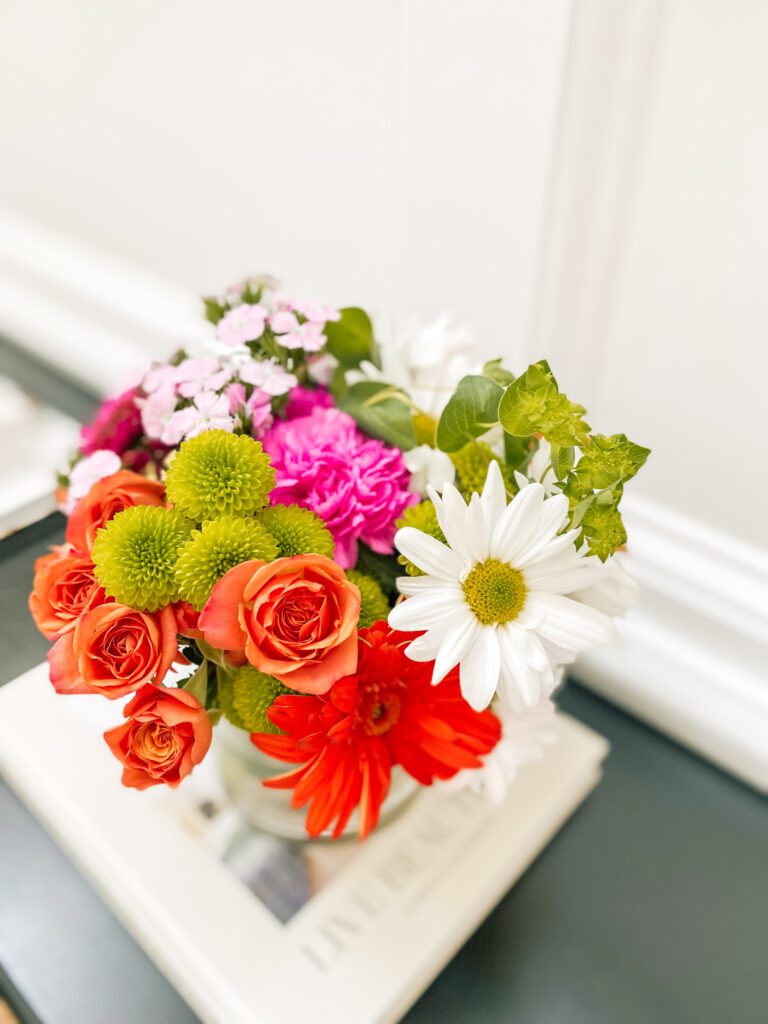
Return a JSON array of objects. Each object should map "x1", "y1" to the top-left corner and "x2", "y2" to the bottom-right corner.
[
  {"x1": 396, "y1": 575, "x2": 461, "y2": 597},
  {"x1": 497, "y1": 623, "x2": 543, "y2": 706},
  {"x1": 489, "y1": 483, "x2": 545, "y2": 564},
  {"x1": 481, "y1": 459, "x2": 507, "y2": 533},
  {"x1": 523, "y1": 547, "x2": 605, "y2": 594},
  {"x1": 466, "y1": 493, "x2": 490, "y2": 562},
  {"x1": 428, "y1": 482, "x2": 474, "y2": 562},
  {"x1": 459, "y1": 626, "x2": 501, "y2": 710},
  {"x1": 512, "y1": 493, "x2": 569, "y2": 567},
  {"x1": 387, "y1": 589, "x2": 465, "y2": 631},
  {"x1": 432, "y1": 615, "x2": 480, "y2": 685},
  {"x1": 394, "y1": 527, "x2": 465, "y2": 580},
  {"x1": 525, "y1": 593, "x2": 615, "y2": 651}
]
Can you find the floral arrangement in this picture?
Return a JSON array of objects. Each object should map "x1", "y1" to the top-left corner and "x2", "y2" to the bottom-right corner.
[{"x1": 30, "y1": 275, "x2": 648, "y2": 840}]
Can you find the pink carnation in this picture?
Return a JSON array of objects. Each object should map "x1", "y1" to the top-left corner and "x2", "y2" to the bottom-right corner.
[
  {"x1": 284, "y1": 385, "x2": 334, "y2": 419},
  {"x1": 263, "y1": 407, "x2": 417, "y2": 568},
  {"x1": 80, "y1": 388, "x2": 142, "y2": 458}
]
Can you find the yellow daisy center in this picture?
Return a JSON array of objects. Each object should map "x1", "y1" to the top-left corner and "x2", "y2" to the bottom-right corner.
[{"x1": 462, "y1": 559, "x2": 527, "y2": 625}]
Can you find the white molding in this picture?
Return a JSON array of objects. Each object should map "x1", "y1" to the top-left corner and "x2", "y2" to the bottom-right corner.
[{"x1": 577, "y1": 494, "x2": 768, "y2": 792}]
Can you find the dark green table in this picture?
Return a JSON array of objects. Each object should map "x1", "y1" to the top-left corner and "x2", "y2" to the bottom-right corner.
[{"x1": 1, "y1": 514, "x2": 766, "y2": 1023}]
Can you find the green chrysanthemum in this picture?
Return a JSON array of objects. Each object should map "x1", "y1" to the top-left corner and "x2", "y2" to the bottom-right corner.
[
  {"x1": 450, "y1": 441, "x2": 516, "y2": 499},
  {"x1": 395, "y1": 501, "x2": 446, "y2": 576},
  {"x1": 92, "y1": 505, "x2": 192, "y2": 611},
  {"x1": 258, "y1": 504, "x2": 335, "y2": 559},
  {"x1": 165, "y1": 430, "x2": 275, "y2": 522},
  {"x1": 175, "y1": 516, "x2": 279, "y2": 610},
  {"x1": 346, "y1": 570, "x2": 391, "y2": 628},
  {"x1": 231, "y1": 666, "x2": 290, "y2": 733},
  {"x1": 217, "y1": 671, "x2": 246, "y2": 729}
]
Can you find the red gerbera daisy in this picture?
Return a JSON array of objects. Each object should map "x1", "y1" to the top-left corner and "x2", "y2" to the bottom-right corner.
[{"x1": 251, "y1": 620, "x2": 502, "y2": 839}]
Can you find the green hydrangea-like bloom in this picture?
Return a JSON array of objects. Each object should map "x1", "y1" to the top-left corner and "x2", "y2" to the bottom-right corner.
[
  {"x1": 92, "y1": 505, "x2": 192, "y2": 611},
  {"x1": 258, "y1": 504, "x2": 335, "y2": 559},
  {"x1": 346, "y1": 570, "x2": 390, "y2": 628},
  {"x1": 231, "y1": 666, "x2": 290, "y2": 733},
  {"x1": 450, "y1": 441, "x2": 516, "y2": 499},
  {"x1": 165, "y1": 430, "x2": 275, "y2": 522},
  {"x1": 175, "y1": 516, "x2": 279, "y2": 610},
  {"x1": 395, "y1": 500, "x2": 446, "y2": 577}
]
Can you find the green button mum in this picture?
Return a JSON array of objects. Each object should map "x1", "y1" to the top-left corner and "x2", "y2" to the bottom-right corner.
[
  {"x1": 345, "y1": 569, "x2": 391, "y2": 628},
  {"x1": 231, "y1": 666, "x2": 290, "y2": 733},
  {"x1": 258, "y1": 504, "x2": 335, "y2": 559},
  {"x1": 165, "y1": 430, "x2": 275, "y2": 523},
  {"x1": 92, "y1": 505, "x2": 192, "y2": 611},
  {"x1": 175, "y1": 516, "x2": 279, "y2": 610}
]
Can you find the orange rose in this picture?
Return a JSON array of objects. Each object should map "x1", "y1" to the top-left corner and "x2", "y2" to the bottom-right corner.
[
  {"x1": 104, "y1": 684, "x2": 212, "y2": 790},
  {"x1": 29, "y1": 546, "x2": 105, "y2": 639},
  {"x1": 173, "y1": 600, "x2": 203, "y2": 640},
  {"x1": 48, "y1": 603, "x2": 179, "y2": 698},
  {"x1": 66, "y1": 470, "x2": 165, "y2": 553},
  {"x1": 199, "y1": 554, "x2": 361, "y2": 694}
]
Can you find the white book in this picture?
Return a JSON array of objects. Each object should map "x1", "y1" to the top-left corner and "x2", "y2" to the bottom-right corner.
[{"x1": 0, "y1": 665, "x2": 608, "y2": 1024}]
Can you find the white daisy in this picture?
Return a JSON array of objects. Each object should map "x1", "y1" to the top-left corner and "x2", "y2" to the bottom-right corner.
[
  {"x1": 388, "y1": 461, "x2": 614, "y2": 711},
  {"x1": 572, "y1": 551, "x2": 637, "y2": 618},
  {"x1": 445, "y1": 697, "x2": 557, "y2": 802}
]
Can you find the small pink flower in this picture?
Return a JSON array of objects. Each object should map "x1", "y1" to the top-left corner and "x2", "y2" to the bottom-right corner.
[
  {"x1": 175, "y1": 357, "x2": 231, "y2": 398},
  {"x1": 226, "y1": 382, "x2": 247, "y2": 414},
  {"x1": 217, "y1": 304, "x2": 268, "y2": 348},
  {"x1": 183, "y1": 391, "x2": 235, "y2": 439},
  {"x1": 249, "y1": 400, "x2": 273, "y2": 437},
  {"x1": 139, "y1": 385, "x2": 179, "y2": 440},
  {"x1": 66, "y1": 450, "x2": 122, "y2": 511},
  {"x1": 292, "y1": 300, "x2": 341, "y2": 324},
  {"x1": 269, "y1": 310, "x2": 299, "y2": 334},
  {"x1": 160, "y1": 407, "x2": 198, "y2": 446},
  {"x1": 142, "y1": 363, "x2": 180, "y2": 394},
  {"x1": 239, "y1": 359, "x2": 297, "y2": 396}
]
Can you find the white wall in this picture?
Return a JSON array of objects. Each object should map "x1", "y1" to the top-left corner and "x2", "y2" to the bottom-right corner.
[
  {"x1": 530, "y1": 0, "x2": 768, "y2": 551},
  {"x1": 0, "y1": 0, "x2": 569, "y2": 356}
]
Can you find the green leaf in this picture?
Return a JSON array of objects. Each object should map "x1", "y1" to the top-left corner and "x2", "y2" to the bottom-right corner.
[
  {"x1": 571, "y1": 433, "x2": 650, "y2": 490},
  {"x1": 482, "y1": 359, "x2": 515, "y2": 387},
  {"x1": 503, "y1": 432, "x2": 530, "y2": 474},
  {"x1": 203, "y1": 297, "x2": 226, "y2": 325},
  {"x1": 196, "y1": 638, "x2": 232, "y2": 670},
  {"x1": 324, "y1": 307, "x2": 380, "y2": 369},
  {"x1": 182, "y1": 661, "x2": 209, "y2": 706},
  {"x1": 339, "y1": 380, "x2": 416, "y2": 450},
  {"x1": 551, "y1": 444, "x2": 575, "y2": 481},
  {"x1": 498, "y1": 360, "x2": 591, "y2": 446},
  {"x1": 436, "y1": 375, "x2": 503, "y2": 453}
]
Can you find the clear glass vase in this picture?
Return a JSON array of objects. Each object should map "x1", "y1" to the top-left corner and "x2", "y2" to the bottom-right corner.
[{"x1": 214, "y1": 719, "x2": 419, "y2": 842}]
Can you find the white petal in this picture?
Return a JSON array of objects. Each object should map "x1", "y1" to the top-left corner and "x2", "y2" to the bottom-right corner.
[
  {"x1": 481, "y1": 459, "x2": 507, "y2": 532},
  {"x1": 397, "y1": 574, "x2": 460, "y2": 596},
  {"x1": 497, "y1": 623, "x2": 544, "y2": 706},
  {"x1": 523, "y1": 546, "x2": 605, "y2": 594},
  {"x1": 520, "y1": 527, "x2": 582, "y2": 567},
  {"x1": 431, "y1": 615, "x2": 480, "y2": 685},
  {"x1": 388, "y1": 589, "x2": 465, "y2": 631},
  {"x1": 512, "y1": 493, "x2": 569, "y2": 567},
  {"x1": 394, "y1": 527, "x2": 464, "y2": 580},
  {"x1": 466, "y1": 493, "x2": 491, "y2": 562},
  {"x1": 429, "y1": 482, "x2": 474, "y2": 562},
  {"x1": 404, "y1": 631, "x2": 444, "y2": 662},
  {"x1": 489, "y1": 483, "x2": 545, "y2": 564},
  {"x1": 459, "y1": 627, "x2": 501, "y2": 710},
  {"x1": 525, "y1": 593, "x2": 615, "y2": 651}
]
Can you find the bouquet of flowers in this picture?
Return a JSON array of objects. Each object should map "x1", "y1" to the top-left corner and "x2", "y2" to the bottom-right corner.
[{"x1": 30, "y1": 275, "x2": 648, "y2": 840}]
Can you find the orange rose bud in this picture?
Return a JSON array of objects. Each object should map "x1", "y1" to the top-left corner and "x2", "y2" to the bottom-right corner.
[
  {"x1": 173, "y1": 600, "x2": 203, "y2": 640},
  {"x1": 199, "y1": 554, "x2": 361, "y2": 694},
  {"x1": 48, "y1": 603, "x2": 179, "y2": 698},
  {"x1": 104, "y1": 684, "x2": 212, "y2": 790},
  {"x1": 29, "y1": 546, "x2": 105, "y2": 640},
  {"x1": 66, "y1": 470, "x2": 165, "y2": 553}
]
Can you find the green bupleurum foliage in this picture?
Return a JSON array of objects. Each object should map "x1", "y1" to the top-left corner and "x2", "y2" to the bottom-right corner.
[
  {"x1": 498, "y1": 360, "x2": 591, "y2": 447},
  {"x1": 165, "y1": 430, "x2": 275, "y2": 522},
  {"x1": 579, "y1": 504, "x2": 627, "y2": 562},
  {"x1": 395, "y1": 501, "x2": 446, "y2": 577},
  {"x1": 258, "y1": 504, "x2": 335, "y2": 559},
  {"x1": 345, "y1": 570, "x2": 391, "y2": 627},
  {"x1": 231, "y1": 666, "x2": 291, "y2": 733},
  {"x1": 450, "y1": 441, "x2": 517, "y2": 498},
  {"x1": 175, "y1": 516, "x2": 279, "y2": 610},
  {"x1": 92, "y1": 505, "x2": 192, "y2": 611}
]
